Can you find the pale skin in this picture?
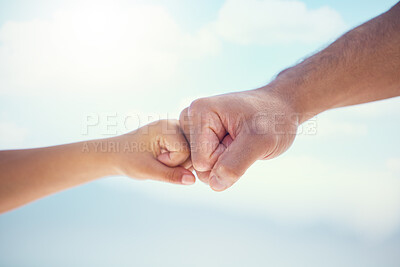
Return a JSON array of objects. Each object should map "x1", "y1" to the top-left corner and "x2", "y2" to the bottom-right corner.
[
  {"x1": 0, "y1": 119, "x2": 195, "y2": 213},
  {"x1": 180, "y1": 2, "x2": 400, "y2": 191}
]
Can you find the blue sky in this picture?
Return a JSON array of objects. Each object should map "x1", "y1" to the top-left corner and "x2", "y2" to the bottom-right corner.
[{"x1": 0, "y1": 0, "x2": 400, "y2": 266}]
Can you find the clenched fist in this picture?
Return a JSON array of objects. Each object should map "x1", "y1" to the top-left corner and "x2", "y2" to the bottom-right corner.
[{"x1": 180, "y1": 86, "x2": 299, "y2": 191}]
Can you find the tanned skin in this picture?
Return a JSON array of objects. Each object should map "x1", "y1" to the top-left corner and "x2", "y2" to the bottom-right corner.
[{"x1": 180, "y1": 2, "x2": 400, "y2": 191}]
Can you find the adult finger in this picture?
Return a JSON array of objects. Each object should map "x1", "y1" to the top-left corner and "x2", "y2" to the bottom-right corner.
[
  {"x1": 209, "y1": 134, "x2": 266, "y2": 191},
  {"x1": 196, "y1": 134, "x2": 234, "y2": 184},
  {"x1": 186, "y1": 100, "x2": 226, "y2": 172}
]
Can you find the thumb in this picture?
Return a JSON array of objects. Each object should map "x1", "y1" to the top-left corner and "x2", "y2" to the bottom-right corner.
[
  {"x1": 150, "y1": 161, "x2": 196, "y2": 185},
  {"x1": 209, "y1": 134, "x2": 265, "y2": 191}
]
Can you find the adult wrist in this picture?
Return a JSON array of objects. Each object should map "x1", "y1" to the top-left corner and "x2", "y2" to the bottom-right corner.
[{"x1": 259, "y1": 71, "x2": 324, "y2": 124}]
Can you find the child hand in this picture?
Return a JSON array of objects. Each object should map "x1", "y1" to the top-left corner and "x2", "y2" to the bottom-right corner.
[{"x1": 108, "y1": 119, "x2": 195, "y2": 185}]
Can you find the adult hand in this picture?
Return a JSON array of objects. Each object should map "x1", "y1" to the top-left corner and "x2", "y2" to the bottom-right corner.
[
  {"x1": 180, "y1": 86, "x2": 299, "y2": 191},
  {"x1": 179, "y1": 2, "x2": 400, "y2": 192}
]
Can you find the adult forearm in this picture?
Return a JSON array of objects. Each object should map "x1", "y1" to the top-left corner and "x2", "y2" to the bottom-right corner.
[
  {"x1": 0, "y1": 140, "x2": 117, "y2": 213},
  {"x1": 266, "y1": 2, "x2": 400, "y2": 123}
]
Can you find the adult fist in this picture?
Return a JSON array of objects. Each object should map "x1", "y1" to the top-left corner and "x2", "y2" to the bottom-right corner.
[{"x1": 180, "y1": 87, "x2": 299, "y2": 191}]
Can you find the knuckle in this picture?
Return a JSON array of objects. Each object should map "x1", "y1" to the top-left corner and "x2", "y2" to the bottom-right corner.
[
  {"x1": 215, "y1": 164, "x2": 242, "y2": 183},
  {"x1": 165, "y1": 168, "x2": 178, "y2": 183},
  {"x1": 189, "y1": 98, "x2": 208, "y2": 113},
  {"x1": 162, "y1": 118, "x2": 179, "y2": 130},
  {"x1": 193, "y1": 159, "x2": 212, "y2": 172},
  {"x1": 179, "y1": 107, "x2": 190, "y2": 123},
  {"x1": 196, "y1": 171, "x2": 210, "y2": 184}
]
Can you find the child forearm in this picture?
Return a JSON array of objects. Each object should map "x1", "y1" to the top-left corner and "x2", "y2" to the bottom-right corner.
[
  {"x1": 0, "y1": 119, "x2": 195, "y2": 213},
  {"x1": 0, "y1": 140, "x2": 118, "y2": 213}
]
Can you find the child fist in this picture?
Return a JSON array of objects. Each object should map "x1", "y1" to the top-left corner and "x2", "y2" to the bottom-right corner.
[{"x1": 107, "y1": 119, "x2": 195, "y2": 185}]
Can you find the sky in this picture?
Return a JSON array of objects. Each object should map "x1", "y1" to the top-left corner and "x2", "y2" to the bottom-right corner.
[{"x1": 0, "y1": 0, "x2": 400, "y2": 266}]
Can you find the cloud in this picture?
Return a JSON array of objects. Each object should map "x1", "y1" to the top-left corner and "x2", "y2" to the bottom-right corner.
[
  {"x1": 1, "y1": 0, "x2": 398, "y2": 241},
  {"x1": 102, "y1": 155, "x2": 400, "y2": 240},
  {"x1": 213, "y1": 0, "x2": 347, "y2": 45},
  {"x1": 0, "y1": 1, "x2": 218, "y2": 96},
  {"x1": 312, "y1": 117, "x2": 368, "y2": 137},
  {"x1": 0, "y1": 0, "x2": 348, "y2": 97},
  {"x1": 239, "y1": 157, "x2": 400, "y2": 240},
  {"x1": 349, "y1": 97, "x2": 400, "y2": 118},
  {"x1": 386, "y1": 158, "x2": 400, "y2": 173}
]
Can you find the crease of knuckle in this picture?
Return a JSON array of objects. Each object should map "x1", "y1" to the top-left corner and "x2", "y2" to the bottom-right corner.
[
  {"x1": 193, "y1": 159, "x2": 212, "y2": 172},
  {"x1": 215, "y1": 164, "x2": 242, "y2": 183},
  {"x1": 165, "y1": 168, "x2": 179, "y2": 183}
]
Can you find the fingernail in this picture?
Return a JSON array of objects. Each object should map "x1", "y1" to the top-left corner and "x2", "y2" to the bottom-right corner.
[
  {"x1": 182, "y1": 174, "x2": 195, "y2": 185},
  {"x1": 209, "y1": 176, "x2": 227, "y2": 191}
]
